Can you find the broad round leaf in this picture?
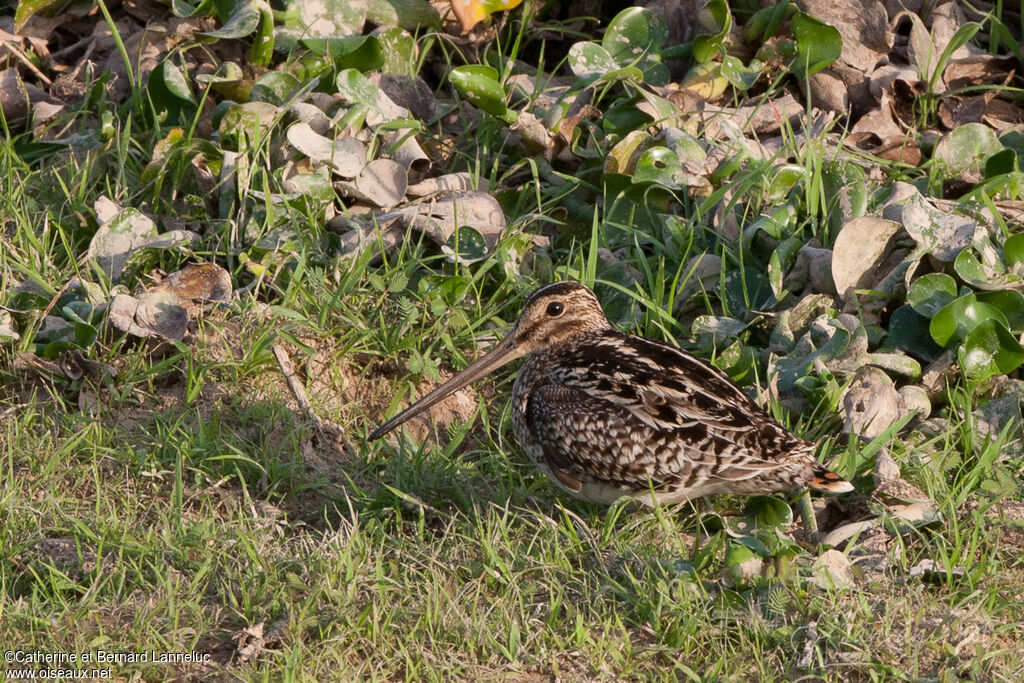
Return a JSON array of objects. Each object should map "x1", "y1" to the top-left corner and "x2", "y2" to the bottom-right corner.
[
  {"x1": 933, "y1": 123, "x2": 1004, "y2": 182},
  {"x1": 250, "y1": 72, "x2": 300, "y2": 105},
  {"x1": 712, "y1": 340, "x2": 758, "y2": 384},
  {"x1": 720, "y1": 55, "x2": 762, "y2": 91},
  {"x1": 603, "y1": 7, "x2": 670, "y2": 85},
  {"x1": 445, "y1": 226, "x2": 488, "y2": 263},
  {"x1": 1004, "y1": 233, "x2": 1024, "y2": 268},
  {"x1": 336, "y1": 69, "x2": 410, "y2": 127},
  {"x1": 301, "y1": 36, "x2": 384, "y2": 73},
  {"x1": 767, "y1": 164, "x2": 805, "y2": 202},
  {"x1": 201, "y1": 0, "x2": 261, "y2": 39},
  {"x1": 984, "y1": 148, "x2": 1017, "y2": 179},
  {"x1": 743, "y1": 496, "x2": 794, "y2": 528},
  {"x1": 147, "y1": 60, "x2": 196, "y2": 125},
  {"x1": 959, "y1": 319, "x2": 1024, "y2": 379},
  {"x1": 691, "y1": 0, "x2": 732, "y2": 64},
  {"x1": 724, "y1": 266, "x2": 775, "y2": 318},
  {"x1": 901, "y1": 193, "x2": 976, "y2": 261},
  {"x1": 953, "y1": 249, "x2": 1004, "y2": 289},
  {"x1": 790, "y1": 12, "x2": 842, "y2": 78},
  {"x1": 977, "y1": 290, "x2": 1024, "y2": 330},
  {"x1": 633, "y1": 146, "x2": 682, "y2": 188},
  {"x1": 907, "y1": 273, "x2": 957, "y2": 318},
  {"x1": 568, "y1": 42, "x2": 622, "y2": 79},
  {"x1": 930, "y1": 295, "x2": 1008, "y2": 347},
  {"x1": 823, "y1": 161, "x2": 868, "y2": 236},
  {"x1": 374, "y1": 27, "x2": 418, "y2": 76}
]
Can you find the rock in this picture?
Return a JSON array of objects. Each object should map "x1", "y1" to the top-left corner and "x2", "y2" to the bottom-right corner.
[{"x1": 812, "y1": 549, "x2": 854, "y2": 589}]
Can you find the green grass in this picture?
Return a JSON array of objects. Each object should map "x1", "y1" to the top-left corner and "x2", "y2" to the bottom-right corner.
[{"x1": 2, "y1": 377, "x2": 1023, "y2": 680}]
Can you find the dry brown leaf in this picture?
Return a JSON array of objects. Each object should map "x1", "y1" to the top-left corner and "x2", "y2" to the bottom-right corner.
[
  {"x1": 108, "y1": 290, "x2": 189, "y2": 341},
  {"x1": 702, "y1": 93, "x2": 804, "y2": 139},
  {"x1": 938, "y1": 94, "x2": 991, "y2": 128},
  {"x1": 841, "y1": 365, "x2": 904, "y2": 439},
  {"x1": 338, "y1": 158, "x2": 408, "y2": 209},
  {"x1": 154, "y1": 263, "x2": 232, "y2": 306},
  {"x1": 0, "y1": 67, "x2": 64, "y2": 128},
  {"x1": 806, "y1": 69, "x2": 849, "y2": 115},
  {"x1": 831, "y1": 216, "x2": 905, "y2": 303},
  {"x1": 943, "y1": 54, "x2": 1017, "y2": 90},
  {"x1": 984, "y1": 98, "x2": 1024, "y2": 130},
  {"x1": 407, "y1": 172, "x2": 484, "y2": 197},
  {"x1": 811, "y1": 549, "x2": 854, "y2": 589},
  {"x1": 367, "y1": 73, "x2": 436, "y2": 121},
  {"x1": 287, "y1": 122, "x2": 366, "y2": 178}
]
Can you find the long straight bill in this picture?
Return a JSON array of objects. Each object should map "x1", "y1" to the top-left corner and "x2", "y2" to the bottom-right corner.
[{"x1": 368, "y1": 334, "x2": 523, "y2": 441}]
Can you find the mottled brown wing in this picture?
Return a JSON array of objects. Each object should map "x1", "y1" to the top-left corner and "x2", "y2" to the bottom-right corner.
[
  {"x1": 527, "y1": 384, "x2": 787, "y2": 492},
  {"x1": 551, "y1": 332, "x2": 773, "y2": 434}
]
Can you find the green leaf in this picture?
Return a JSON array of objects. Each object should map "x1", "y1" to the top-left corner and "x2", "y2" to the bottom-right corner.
[
  {"x1": 603, "y1": 99, "x2": 654, "y2": 137},
  {"x1": 302, "y1": 35, "x2": 384, "y2": 72},
  {"x1": 713, "y1": 341, "x2": 759, "y2": 384},
  {"x1": 743, "y1": 496, "x2": 794, "y2": 528},
  {"x1": 959, "y1": 319, "x2": 1024, "y2": 379},
  {"x1": 823, "y1": 161, "x2": 867, "y2": 236},
  {"x1": 1004, "y1": 233, "x2": 1024, "y2": 267},
  {"x1": 249, "y1": 72, "x2": 300, "y2": 105},
  {"x1": 984, "y1": 148, "x2": 1017, "y2": 178},
  {"x1": 633, "y1": 146, "x2": 683, "y2": 188},
  {"x1": 692, "y1": 0, "x2": 732, "y2": 64},
  {"x1": 445, "y1": 226, "x2": 489, "y2": 263},
  {"x1": 336, "y1": 69, "x2": 409, "y2": 127},
  {"x1": 977, "y1": 290, "x2": 1024, "y2": 330},
  {"x1": 727, "y1": 535, "x2": 770, "y2": 558},
  {"x1": 901, "y1": 192, "x2": 977, "y2": 261},
  {"x1": 634, "y1": 89, "x2": 683, "y2": 124},
  {"x1": 930, "y1": 294, "x2": 1008, "y2": 347},
  {"x1": 602, "y1": 7, "x2": 670, "y2": 85},
  {"x1": 567, "y1": 41, "x2": 622, "y2": 79},
  {"x1": 375, "y1": 27, "x2": 419, "y2": 76},
  {"x1": 954, "y1": 249, "x2": 1018, "y2": 290},
  {"x1": 767, "y1": 164, "x2": 804, "y2": 203},
  {"x1": 768, "y1": 236, "x2": 803, "y2": 296},
  {"x1": 724, "y1": 266, "x2": 775, "y2": 318},
  {"x1": 14, "y1": 0, "x2": 65, "y2": 31},
  {"x1": 907, "y1": 273, "x2": 957, "y2": 317},
  {"x1": 201, "y1": 0, "x2": 262, "y2": 39},
  {"x1": 720, "y1": 55, "x2": 762, "y2": 90},
  {"x1": 147, "y1": 60, "x2": 196, "y2": 123},
  {"x1": 932, "y1": 124, "x2": 1004, "y2": 184},
  {"x1": 742, "y1": 1, "x2": 796, "y2": 44},
  {"x1": 790, "y1": 12, "x2": 842, "y2": 78},
  {"x1": 449, "y1": 65, "x2": 512, "y2": 121},
  {"x1": 249, "y1": 4, "x2": 274, "y2": 66}
]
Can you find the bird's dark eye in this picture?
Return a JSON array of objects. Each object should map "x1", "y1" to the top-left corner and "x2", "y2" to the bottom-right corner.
[{"x1": 546, "y1": 301, "x2": 565, "y2": 317}]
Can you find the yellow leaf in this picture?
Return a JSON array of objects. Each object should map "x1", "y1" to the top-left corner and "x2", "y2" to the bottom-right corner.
[
  {"x1": 681, "y1": 63, "x2": 728, "y2": 100},
  {"x1": 450, "y1": 0, "x2": 525, "y2": 34}
]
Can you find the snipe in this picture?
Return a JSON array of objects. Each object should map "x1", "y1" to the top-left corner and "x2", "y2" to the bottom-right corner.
[{"x1": 370, "y1": 281, "x2": 853, "y2": 507}]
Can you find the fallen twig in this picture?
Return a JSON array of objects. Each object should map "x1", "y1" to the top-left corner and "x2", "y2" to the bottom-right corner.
[{"x1": 271, "y1": 344, "x2": 347, "y2": 441}]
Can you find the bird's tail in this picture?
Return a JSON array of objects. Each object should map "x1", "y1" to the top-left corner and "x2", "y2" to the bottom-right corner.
[{"x1": 808, "y1": 464, "x2": 855, "y2": 494}]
